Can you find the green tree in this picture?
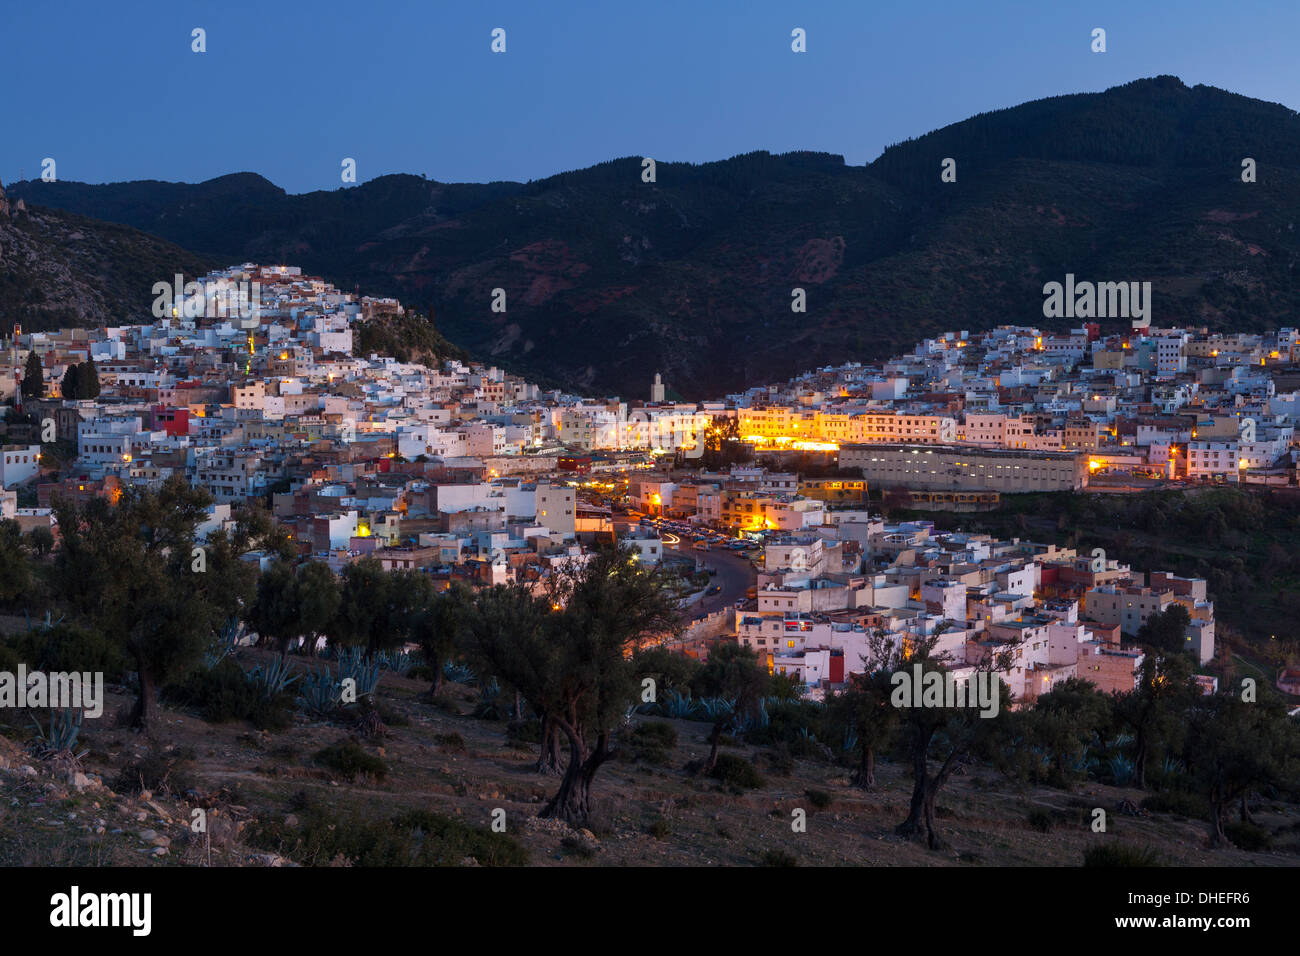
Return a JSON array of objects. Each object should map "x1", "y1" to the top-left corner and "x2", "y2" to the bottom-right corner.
[
  {"x1": 893, "y1": 637, "x2": 1013, "y2": 849},
  {"x1": 633, "y1": 645, "x2": 702, "y2": 698},
  {"x1": 1006, "y1": 677, "x2": 1115, "y2": 787},
  {"x1": 247, "y1": 561, "x2": 299, "y2": 657},
  {"x1": 825, "y1": 629, "x2": 906, "y2": 790},
  {"x1": 329, "y1": 558, "x2": 410, "y2": 656},
  {"x1": 1135, "y1": 604, "x2": 1193, "y2": 656},
  {"x1": 1184, "y1": 692, "x2": 1300, "y2": 846},
  {"x1": 461, "y1": 582, "x2": 562, "y2": 773},
  {"x1": 406, "y1": 577, "x2": 469, "y2": 695},
  {"x1": 690, "y1": 641, "x2": 769, "y2": 776},
  {"x1": 61, "y1": 362, "x2": 81, "y2": 399},
  {"x1": 462, "y1": 546, "x2": 681, "y2": 824},
  {"x1": 26, "y1": 526, "x2": 55, "y2": 558},
  {"x1": 1112, "y1": 652, "x2": 1200, "y2": 790},
  {"x1": 79, "y1": 358, "x2": 101, "y2": 399},
  {"x1": 21, "y1": 351, "x2": 44, "y2": 399},
  {"x1": 294, "y1": 560, "x2": 340, "y2": 657},
  {"x1": 52, "y1": 477, "x2": 267, "y2": 728},
  {"x1": 0, "y1": 519, "x2": 32, "y2": 606}
]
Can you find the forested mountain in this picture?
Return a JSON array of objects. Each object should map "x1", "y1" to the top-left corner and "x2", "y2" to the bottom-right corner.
[{"x1": 12, "y1": 76, "x2": 1300, "y2": 396}]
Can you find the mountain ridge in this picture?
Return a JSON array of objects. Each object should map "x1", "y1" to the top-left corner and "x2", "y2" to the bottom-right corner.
[{"x1": 11, "y1": 76, "x2": 1300, "y2": 396}]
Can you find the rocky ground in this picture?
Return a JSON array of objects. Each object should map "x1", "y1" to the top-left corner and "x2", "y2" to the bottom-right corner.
[{"x1": 2, "y1": 649, "x2": 1298, "y2": 868}]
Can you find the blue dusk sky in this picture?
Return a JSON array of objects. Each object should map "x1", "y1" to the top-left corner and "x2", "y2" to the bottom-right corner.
[{"x1": 4, "y1": 0, "x2": 1299, "y2": 192}]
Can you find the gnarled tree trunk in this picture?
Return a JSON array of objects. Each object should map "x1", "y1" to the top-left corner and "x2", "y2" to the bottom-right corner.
[
  {"x1": 699, "y1": 718, "x2": 727, "y2": 777},
  {"x1": 536, "y1": 713, "x2": 562, "y2": 775},
  {"x1": 851, "y1": 746, "x2": 875, "y2": 790},
  {"x1": 896, "y1": 729, "x2": 960, "y2": 850},
  {"x1": 540, "y1": 720, "x2": 611, "y2": 824},
  {"x1": 130, "y1": 662, "x2": 160, "y2": 731},
  {"x1": 1210, "y1": 796, "x2": 1230, "y2": 847}
]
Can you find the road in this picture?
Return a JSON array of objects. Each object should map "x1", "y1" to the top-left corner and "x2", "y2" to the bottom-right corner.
[{"x1": 667, "y1": 541, "x2": 757, "y2": 621}]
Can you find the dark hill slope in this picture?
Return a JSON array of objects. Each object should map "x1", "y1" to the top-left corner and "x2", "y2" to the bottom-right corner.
[{"x1": 13, "y1": 77, "x2": 1300, "y2": 396}]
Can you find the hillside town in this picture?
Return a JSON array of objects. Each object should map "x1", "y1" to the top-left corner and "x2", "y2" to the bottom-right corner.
[{"x1": 8, "y1": 263, "x2": 1287, "y2": 705}]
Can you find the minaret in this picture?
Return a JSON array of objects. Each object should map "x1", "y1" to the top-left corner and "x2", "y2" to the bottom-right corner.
[{"x1": 650, "y1": 372, "x2": 665, "y2": 403}]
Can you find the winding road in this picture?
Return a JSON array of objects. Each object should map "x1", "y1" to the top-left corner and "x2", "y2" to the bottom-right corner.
[{"x1": 664, "y1": 537, "x2": 757, "y2": 621}]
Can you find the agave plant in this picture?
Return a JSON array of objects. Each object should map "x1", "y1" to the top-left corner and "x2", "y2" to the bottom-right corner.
[
  {"x1": 339, "y1": 649, "x2": 382, "y2": 699},
  {"x1": 247, "y1": 655, "x2": 298, "y2": 701},
  {"x1": 734, "y1": 705, "x2": 768, "y2": 736},
  {"x1": 442, "y1": 661, "x2": 476, "y2": 685},
  {"x1": 1108, "y1": 754, "x2": 1136, "y2": 786},
  {"x1": 657, "y1": 688, "x2": 696, "y2": 719},
  {"x1": 24, "y1": 609, "x2": 65, "y2": 633},
  {"x1": 694, "y1": 696, "x2": 734, "y2": 722},
  {"x1": 203, "y1": 617, "x2": 244, "y2": 670},
  {"x1": 297, "y1": 668, "x2": 342, "y2": 719},
  {"x1": 1106, "y1": 732, "x2": 1135, "y2": 755},
  {"x1": 1072, "y1": 744, "x2": 1101, "y2": 777},
  {"x1": 841, "y1": 721, "x2": 859, "y2": 754},
  {"x1": 472, "y1": 677, "x2": 505, "y2": 719},
  {"x1": 30, "y1": 707, "x2": 84, "y2": 755},
  {"x1": 1030, "y1": 745, "x2": 1054, "y2": 776},
  {"x1": 377, "y1": 650, "x2": 416, "y2": 677}
]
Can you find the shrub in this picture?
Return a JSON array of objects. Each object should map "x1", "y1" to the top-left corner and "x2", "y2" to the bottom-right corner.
[
  {"x1": 1027, "y1": 808, "x2": 1055, "y2": 833},
  {"x1": 167, "y1": 658, "x2": 292, "y2": 730},
  {"x1": 635, "y1": 721, "x2": 678, "y2": 747},
  {"x1": 434, "y1": 732, "x2": 466, "y2": 753},
  {"x1": 0, "y1": 642, "x2": 23, "y2": 675},
  {"x1": 560, "y1": 834, "x2": 596, "y2": 858},
  {"x1": 407, "y1": 664, "x2": 437, "y2": 683},
  {"x1": 246, "y1": 655, "x2": 298, "y2": 701},
  {"x1": 314, "y1": 737, "x2": 387, "y2": 782},
  {"x1": 506, "y1": 717, "x2": 542, "y2": 744},
  {"x1": 472, "y1": 678, "x2": 508, "y2": 720},
  {"x1": 114, "y1": 748, "x2": 196, "y2": 796},
  {"x1": 376, "y1": 701, "x2": 409, "y2": 727},
  {"x1": 646, "y1": 817, "x2": 671, "y2": 840},
  {"x1": 1224, "y1": 821, "x2": 1273, "y2": 851},
  {"x1": 1141, "y1": 792, "x2": 1210, "y2": 820},
  {"x1": 1082, "y1": 844, "x2": 1162, "y2": 867},
  {"x1": 759, "y1": 849, "x2": 798, "y2": 866},
  {"x1": 804, "y1": 788, "x2": 833, "y2": 810},
  {"x1": 764, "y1": 743, "x2": 795, "y2": 777},
  {"x1": 710, "y1": 753, "x2": 766, "y2": 790},
  {"x1": 10, "y1": 624, "x2": 128, "y2": 680},
  {"x1": 623, "y1": 721, "x2": 678, "y2": 765},
  {"x1": 248, "y1": 798, "x2": 527, "y2": 866},
  {"x1": 788, "y1": 732, "x2": 830, "y2": 761}
]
